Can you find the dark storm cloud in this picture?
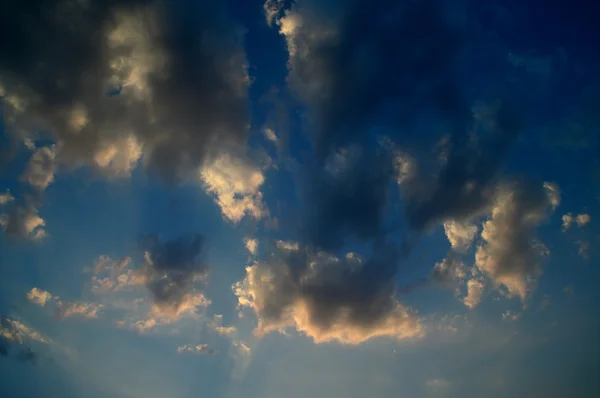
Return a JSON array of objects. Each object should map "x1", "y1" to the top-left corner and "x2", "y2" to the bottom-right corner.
[
  {"x1": 0, "y1": 0, "x2": 249, "y2": 182},
  {"x1": 137, "y1": 234, "x2": 208, "y2": 313}
]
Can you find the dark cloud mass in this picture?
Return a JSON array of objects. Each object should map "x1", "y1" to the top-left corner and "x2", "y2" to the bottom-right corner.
[
  {"x1": 304, "y1": 146, "x2": 397, "y2": 251},
  {"x1": 0, "y1": 0, "x2": 249, "y2": 182},
  {"x1": 235, "y1": 241, "x2": 421, "y2": 344},
  {"x1": 138, "y1": 234, "x2": 208, "y2": 313},
  {"x1": 280, "y1": 0, "x2": 526, "y2": 250},
  {"x1": 286, "y1": 0, "x2": 469, "y2": 160}
]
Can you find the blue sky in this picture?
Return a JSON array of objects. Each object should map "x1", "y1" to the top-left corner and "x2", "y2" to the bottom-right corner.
[{"x1": 0, "y1": 0, "x2": 598, "y2": 397}]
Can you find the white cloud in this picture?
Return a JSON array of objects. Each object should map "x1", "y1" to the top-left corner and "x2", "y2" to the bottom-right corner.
[
  {"x1": 463, "y1": 273, "x2": 485, "y2": 310},
  {"x1": 263, "y1": 127, "x2": 278, "y2": 142},
  {"x1": 562, "y1": 212, "x2": 591, "y2": 231},
  {"x1": 0, "y1": 203, "x2": 47, "y2": 240},
  {"x1": 57, "y1": 302, "x2": 102, "y2": 319},
  {"x1": 22, "y1": 146, "x2": 56, "y2": 191},
  {"x1": 210, "y1": 314, "x2": 237, "y2": 337},
  {"x1": 200, "y1": 153, "x2": 267, "y2": 223},
  {"x1": 443, "y1": 220, "x2": 478, "y2": 252},
  {"x1": 93, "y1": 134, "x2": 143, "y2": 177},
  {"x1": 0, "y1": 318, "x2": 50, "y2": 345},
  {"x1": 244, "y1": 238, "x2": 259, "y2": 255},
  {"x1": 232, "y1": 340, "x2": 251, "y2": 357},
  {"x1": 474, "y1": 181, "x2": 558, "y2": 302},
  {"x1": 275, "y1": 240, "x2": 300, "y2": 252},
  {"x1": 0, "y1": 190, "x2": 14, "y2": 205},
  {"x1": 177, "y1": 344, "x2": 217, "y2": 355},
  {"x1": 234, "y1": 247, "x2": 422, "y2": 345},
  {"x1": 26, "y1": 288, "x2": 53, "y2": 307}
]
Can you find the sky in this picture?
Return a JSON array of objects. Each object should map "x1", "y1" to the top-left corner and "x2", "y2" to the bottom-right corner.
[{"x1": 0, "y1": 0, "x2": 598, "y2": 397}]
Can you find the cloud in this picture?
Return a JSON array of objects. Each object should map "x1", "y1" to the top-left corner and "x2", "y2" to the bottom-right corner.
[
  {"x1": 263, "y1": 127, "x2": 278, "y2": 143},
  {"x1": 57, "y1": 302, "x2": 102, "y2": 319},
  {"x1": 431, "y1": 257, "x2": 467, "y2": 292},
  {"x1": 177, "y1": 344, "x2": 217, "y2": 356},
  {"x1": 234, "y1": 243, "x2": 421, "y2": 344},
  {"x1": 0, "y1": 0, "x2": 249, "y2": 183},
  {"x1": 0, "y1": 200, "x2": 47, "y2": 240},
  {"x1": 232, "y1": 340, "x2": 251, "y2": 357},
  {"x1": 210, "y1": 315, "x2": 237, "y2": 337},
  {"x1": 575, "y1": 240, "x2": 589, "y2": 260},
  {"x1": 25, "y1": 286, "x2": 103, "y2": 319},
  {"x1": 200, "y1": 153, "x2": 267, "y2": 223},
  {"x1": 264, "y1": 0, "x2": 284, "y2": 27},
  {"x1": 562, "y1": 213, "x2": 591, "y2": 231},
  {"x1": 0, "y1": 190, "x2": 14, "y2": 205},
  {"x1": 244, "y1": 238, "x2": 259, "y2": 255},
  {"x1": 474, "y1": 181, "x2": 559, "y2": 301},
  {"x1": 402, "y1": 100, "x2": 523, "y2": 231},
  {"x1": 85, "y1": 253, "x2": 210, "y2": 334},
  {"x1": 277, "y1": 0, "x2": 471, "y2": 159},
  {"x1": 501, "y1": 310, "x2": 521, "y2": 322},
  {"x1": 0, "y1": 318, "x2": 50, "y2": 345},
  {"x1": 137, "y1": 234, "x2": 210, "y2": 318},
  {"x1": 21, "y1": 145, "x2": 56, "y2": 191},
  {"x1": 462, "y1": 274, "x2": 485, "y2": 310},
  {"x1": 443, "y1": 221, "x2": 478, "y2": 252},
  {"x1": 26, "y1": 288, "x2": 53, "y2": 307}
]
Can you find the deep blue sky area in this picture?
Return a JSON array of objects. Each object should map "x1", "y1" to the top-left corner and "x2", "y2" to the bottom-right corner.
[{"x1": 0, "y1": 1, "x2": 598, "y2": 397}]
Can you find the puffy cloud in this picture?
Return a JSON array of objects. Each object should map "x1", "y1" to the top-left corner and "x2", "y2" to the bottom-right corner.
[
  {"x1": 462, "y1": 274, "x2": 485, "y2": 310},
  {"x1": 21, "y1": 145, "x2": 56, "y2": 191},
  {"x1": 26, "y1": 288, "x2": 53, "y2": 307},
  {"x1": 431, "y1": 257, "x2": 467, "y2": 292},
  {"x1": 210, "y1": 315, "x2": 237, "y2": 337},
  {"x1": 562, "y1": 213, "x2": 591, "y2": 231},
  {"x1": 137, "y1": 234, "x2": 210, "y2": 318},
  {"x1": 0, "y1": 0, "x2": 249, "y2": 183},
  {"x1": 244, "y1": 238, "x2": 259, "y2": 255},
  {"x1": 234, "y1": 244, "x2": 421, "y2": 344},
  {"x1": 0, "y1": 190, "x2": 14, "y2": 205},
  {"x1": 0, "y1": 201, "x2": 47, "y2": 240},
  {"x1": 443, "y1": 220, "x2": 478, "y2": 252},
  {"x1": 200, "y1": 153, "x2": 267, "y2": 223},
  {"x1": 232, "y1": 340, "x2": 251, "y2": 357},
  {"x1": 474, "y1": 181, "x2": 559, "y2": 301},
  {"x1": 177, "y1": 344, "x2": 217, "y2": 356},
  {"x1": 276, "y1": 240, "x2": 300, "y2": 252}
]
